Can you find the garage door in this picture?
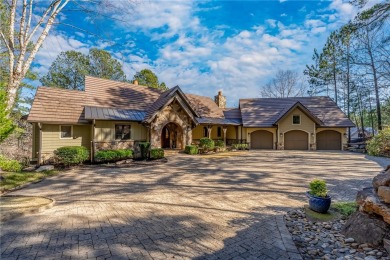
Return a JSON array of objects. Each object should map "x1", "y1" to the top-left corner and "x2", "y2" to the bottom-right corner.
[
  {"x1": 284, "y1": 130, "x2": 308, "y2": 150},
  {"x1": 317, "y1": 130, "x2": 341, "y2": 150},
  {"x1": 251, "y1": 130, "x2": 273, "y2": 149}
]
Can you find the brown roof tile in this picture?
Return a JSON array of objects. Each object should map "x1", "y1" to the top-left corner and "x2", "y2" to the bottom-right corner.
[
  {"x1": 186, "y1": 94, "x2": 225, "y2": 118},
  {"x1": 240, "y1": 96, "x2": 355, "y2": 127}
]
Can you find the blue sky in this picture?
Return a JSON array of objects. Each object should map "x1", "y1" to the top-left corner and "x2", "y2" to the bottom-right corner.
[{"x1": 30, "y1": 0, "x2": 376, "y2": 107}]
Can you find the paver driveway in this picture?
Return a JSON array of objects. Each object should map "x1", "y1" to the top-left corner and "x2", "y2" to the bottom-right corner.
[{"x1": 1, "y1": 150, "x2": 387, "y2": 260}]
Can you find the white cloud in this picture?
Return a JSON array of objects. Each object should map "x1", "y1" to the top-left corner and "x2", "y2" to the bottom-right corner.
[{"x1": 281, "y1": 13, "x2": 287, "y2": 17}]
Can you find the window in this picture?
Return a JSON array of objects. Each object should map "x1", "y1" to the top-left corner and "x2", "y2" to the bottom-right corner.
[
  {"x1": 217, "y1": 127, "x2": 222, "y2": 137},
  {"x1": 292, "y1": 115, "x2": 301, "y2": 125},
  {"x1": 115, "y1": 125, "x2": 131, "y2": 140},
  {"x1": 60, "y1": 125, "x2": 72, "y2": 139},
  {"x1": 203, "y1": 127, "x2": 208, "y2": 137}
]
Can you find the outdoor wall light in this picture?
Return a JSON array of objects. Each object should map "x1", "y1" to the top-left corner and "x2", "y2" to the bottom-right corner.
[
  {"x1": 311, "y1": 133, "x2": 314, "y2": 136},
  {"x1": 280, "y1": 133, "x2": 283, "y2": 136}
]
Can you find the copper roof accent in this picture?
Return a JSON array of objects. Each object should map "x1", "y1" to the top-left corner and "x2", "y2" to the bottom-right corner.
[
  {"x1": 186, "y1": 94, "x2": 225, "y2": 118},
  {"x1": 85, "y1": 106, "x2": 146, "y2": 121},
  {"x1": 240, "y1": 96, "x2": 355, "y2": 127}
]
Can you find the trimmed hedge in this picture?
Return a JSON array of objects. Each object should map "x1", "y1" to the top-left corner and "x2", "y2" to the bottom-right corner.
[
  {"x1": 138, "y1": 142, "x2": 151, "y2": 159},
  {"x1": 150, "y1": 148, "x2": 164, "y2": 159},
  {"x1": 0, "y1": 158, "x2": 22, "y2": 172},
  {"x1": 199, "y1": 137, "x2": 214, "y2": 152},
  {"x1": 366, "y1": 128, "x2": 390, "y2": 157},
  {"x1": 54, "y1": 146, "x2": 89, "y2": 166},
  {"x1": 214, "y1": 140, "x2": 225, "y2": 147},
  {"x1": 95, "y1": 149, "x2": 133, "y2": 162},
  {"x1": 185, "y1": 145, "x2": 198, "y2": 155},
  {"x1": 232, "y1": 143, "x2": 249, "y2": 150}
]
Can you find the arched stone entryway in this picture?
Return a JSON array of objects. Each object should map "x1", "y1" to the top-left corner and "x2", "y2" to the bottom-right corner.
[
  {"x1": 161, "y1": 122, "x2": 183, "y2": 149},
  {"x1": 150, "y1": 100, "x2": 194, "y2": 149}
]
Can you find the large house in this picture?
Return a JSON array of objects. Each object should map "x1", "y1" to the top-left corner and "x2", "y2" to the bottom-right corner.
[{"x1": 28, "y1": 76, "x2": 355, "y2": 164}]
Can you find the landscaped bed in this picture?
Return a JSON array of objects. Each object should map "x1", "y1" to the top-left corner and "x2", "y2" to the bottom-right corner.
[{"x1": 285, "y1": 204, "x2": 388, "y2": 259}]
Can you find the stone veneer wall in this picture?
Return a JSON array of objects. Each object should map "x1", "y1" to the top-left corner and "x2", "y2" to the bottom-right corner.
[{"x1": 150, "y1": 101, "x2": 193, "y2": 149}]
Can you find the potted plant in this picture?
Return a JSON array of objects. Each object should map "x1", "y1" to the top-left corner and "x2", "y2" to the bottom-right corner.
[{"x1": 306, "y1": 179, "x2": 331, "y2": 213}]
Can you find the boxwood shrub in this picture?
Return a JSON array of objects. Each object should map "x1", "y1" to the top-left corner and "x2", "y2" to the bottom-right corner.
[
  {"x1": 185, "y1": 145, "x2": 198, "y2": 155},
  {"x1": 232, "y1": 143, "x2": 249, "y2": 150},
  {"x1": 309, "y1": 179, "x2": 328, "y2": 198},
  {"x1": 54, "y1": 146, "x2": 89, "y2": 166},
  {"x1": 150, "y1": 148, "x2": 164, "y2": 159},
  {"x1": 199, "y1": 137, "x2": 214, "y2": 152},
  {"x1": 95, "y1": 149, "x2": 133, "y2": 162},
  {"x1": 0, "y1": 158, "x2": 23, "y2": 172},
  {"x1": 214, "y1": 140, "x2": 225, "y2": 147}
]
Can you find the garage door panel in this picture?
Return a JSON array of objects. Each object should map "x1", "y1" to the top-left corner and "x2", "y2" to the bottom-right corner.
[
  {"x1": 317, "y1": 130, "x2": 341, "y2": 150},
  {"x1": 284, "y1": 130, "x2": 308, "y2": 150},
  {"x1": 251, "y1": 130, "x2": 273, "y2": 149}
]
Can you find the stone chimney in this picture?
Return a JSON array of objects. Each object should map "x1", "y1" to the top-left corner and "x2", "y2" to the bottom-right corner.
[
  {"x1": 133, "y1": 79, "x2": 139, "y2": 85},
  {"x1": 214, "y1": 90, "x2": 226, "y2": 108}
]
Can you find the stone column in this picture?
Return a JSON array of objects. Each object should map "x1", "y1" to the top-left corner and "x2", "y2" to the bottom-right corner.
[
  {"x1": 223, "y1": 126, "x2": 227, "y2": 146},
  {"x1": 207, "y1": 125, "x2": 212, "y2": 138}
]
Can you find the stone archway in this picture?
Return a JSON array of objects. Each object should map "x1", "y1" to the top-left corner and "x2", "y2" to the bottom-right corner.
[
  {"x1": 150, "y1": 100, "x2": 194, "y2": 149},
  {"x1": 161, "y1": 123, "x2": 183, "y2": 149}
]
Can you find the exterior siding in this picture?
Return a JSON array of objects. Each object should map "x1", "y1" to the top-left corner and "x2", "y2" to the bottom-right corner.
[
  {"x1": 41, "y1": 124, "x2": 91, "y2": 160},
  {"x1": 94, "y1": 121, "x2": 147, "y2": 141},
  {"x1": 245, "y1": 128, "x2": 277, "y2": 149},
  {"x1": 278, "y1": 108, "x2": 315, "y2": 150}
]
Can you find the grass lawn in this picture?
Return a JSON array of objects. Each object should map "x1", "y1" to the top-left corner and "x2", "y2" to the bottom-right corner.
[{"x1": 0, "y1": 170, "x2": 58, "y2": 192}]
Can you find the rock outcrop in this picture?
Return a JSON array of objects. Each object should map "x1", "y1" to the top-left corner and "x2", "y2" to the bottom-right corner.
[{"x1": 342, "y1": 166, "x2": 390, "y2": 252}]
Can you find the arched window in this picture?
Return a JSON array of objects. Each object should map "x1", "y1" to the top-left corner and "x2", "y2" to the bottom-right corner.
[
  {"x1": 203, "y1": 127, "x2": 208, "y2": 137},
  {"x1": 217, "y1": 127, "x2": 222, "y2": 137}
]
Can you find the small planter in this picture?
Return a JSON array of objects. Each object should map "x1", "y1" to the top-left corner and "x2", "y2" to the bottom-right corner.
[{"x1": 306, "y1": 191, "x2": 331, "y2": 213}]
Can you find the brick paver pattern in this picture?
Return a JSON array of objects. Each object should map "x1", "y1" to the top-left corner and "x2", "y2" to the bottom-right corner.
[{"x1": 1, "y1": 150, "x2": 387, "y2": 260}]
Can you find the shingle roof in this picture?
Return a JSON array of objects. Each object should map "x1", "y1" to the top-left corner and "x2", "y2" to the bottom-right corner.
[
  {"x1": 28, "y1": 87, "x2": 89, "y2": 123},
  {"x1": 239, "y1": 96, "x2": 355, "y2": 127},
  {"x1": 186, "y1": 94, "x2": 225, "y2": 118},
  {"x1": 28, "y1": 76, "x2": 163, "y2": 123},
  {"x1": 85, "y1": 106, "x2": 146, "y2": 121}
]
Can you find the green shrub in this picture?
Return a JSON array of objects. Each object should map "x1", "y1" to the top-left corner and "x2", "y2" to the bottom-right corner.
[
  {"x1": 185, "y1": 145, "x2": 198, "y2": 155},
  {"x1": 215, "y1": 140, "x2": 225, "y2": 147},
  {"x1": 150, "y1": 148, "x2": 164, "y2": 159},
  {"x1": 199, "y1": 138, "x2": 214, "y2": 152},
  {"x1": 366, "y1": 128, "x2": 390, "y2": 157},
  {"x1": 54, "y1": 146, "x2": 89, "y2": 166},
  {"x1": 138, "y1": 142, "x2": 151, "y2": 159},
  {"x1": 95, "y1": 149, "x2": 133, "y2": 162},
  {"x1": 232, "y1": 143, "x2": 249, "y2": 150},
  {"x1": 332, "y1": 202, "x2": 358, "y2": 217},
  {"x1": 0, "y1": 159, "x2": 23, "y2": 172},
  {"x1": 309, "y1": 179, "x2": 328, "y2": 198}
]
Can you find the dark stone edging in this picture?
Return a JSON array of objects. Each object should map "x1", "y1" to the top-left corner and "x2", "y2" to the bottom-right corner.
[
  {"x1": 276, "y1": 215, "x2": 303, "y2": 260},
  {"x1": 0, "y1": 195, "x2": 55, "y2": 223}
]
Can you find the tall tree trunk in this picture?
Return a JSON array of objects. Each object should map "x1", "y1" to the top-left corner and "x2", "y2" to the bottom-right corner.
[{"x1": 365, "y1": 28, "x2": 382, "y2": 130}]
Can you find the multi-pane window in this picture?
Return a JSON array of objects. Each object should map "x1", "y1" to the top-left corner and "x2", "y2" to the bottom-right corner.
[
  {"x1": 292, "y1": 115, "x2": 301, "y2": 125},
  {"x1": 115, "y1": 125, "x2": 131, "y2": 140},
  {"x1": 60, "y1": 125, "x2": 72, "y2": 139}
]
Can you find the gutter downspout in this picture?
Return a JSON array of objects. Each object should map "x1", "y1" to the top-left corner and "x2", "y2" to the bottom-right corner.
[
  {"x1": 38, "y1": 123, "x2": 42, "y2": 166},
  {"x1": 91, "y1": 119, "x2": 96, "y2": 162}
]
